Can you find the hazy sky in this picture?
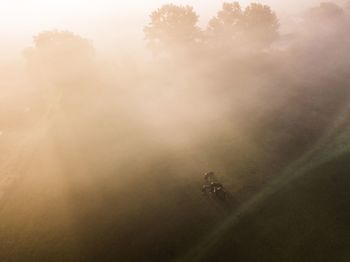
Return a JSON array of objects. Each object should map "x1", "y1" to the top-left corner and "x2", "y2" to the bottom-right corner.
[{"x1": 0, "y1": 0, "x2": 324, "y2": 58}]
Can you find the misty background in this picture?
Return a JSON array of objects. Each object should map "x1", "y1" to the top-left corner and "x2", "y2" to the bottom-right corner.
[
  {"x1": 0, "y1": 0, "x2": 335, "y2": 59},
  {"x1": 1, "y1": 1, "x2": 350, "y2": 261}
]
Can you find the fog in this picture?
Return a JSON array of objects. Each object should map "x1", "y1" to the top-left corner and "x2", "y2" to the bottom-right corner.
[
  {"x1": 1, "y1": 1, "x2": 350, "y2": 261},
  {"x1": 0, "y1": 0, "x2": 334, "y2": 57}
]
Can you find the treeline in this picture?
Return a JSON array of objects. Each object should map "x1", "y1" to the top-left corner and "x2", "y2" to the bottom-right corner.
[{"x1": 144, "y1": 2, "x2": 278, "y2": 53}]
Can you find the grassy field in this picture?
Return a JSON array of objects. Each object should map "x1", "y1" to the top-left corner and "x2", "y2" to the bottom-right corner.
[
  {"x1": 186, "y1": 142, "x2": 350, "y2": 261},
  {"x1": 1, "y1": 63, "x2": 349, "y2": 261},
  {"x1": 0, "y1": 90, "x2": 349, "y2": 262}
]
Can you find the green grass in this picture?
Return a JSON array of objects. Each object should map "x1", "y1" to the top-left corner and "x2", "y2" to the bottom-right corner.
[{"x1": 192, "y1": 151, "x2": 350, "y2": 262}]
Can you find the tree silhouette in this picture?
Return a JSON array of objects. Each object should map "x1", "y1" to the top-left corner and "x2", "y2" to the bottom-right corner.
[
  {"x1": 306, "y1": 2, "x2": 344, "y2": 21},
  {"x1": 24, "y1": 31, "x2": 97, "y2": 112},
  {"x1": 207, "y1": 2, "x2": 243, "y2": 43},
  {"x1": 207, "y1": 2, "x2": 279, "y2": 49},
  {"x1": 144, "y1": 4, "x2": 201, "y2": 52},
  {"x1": 24, "y1": 30, "x2": 95, "y2": 84},
  {"x1": 242, "y1": 3, "x2": 279, "y2": 47}
]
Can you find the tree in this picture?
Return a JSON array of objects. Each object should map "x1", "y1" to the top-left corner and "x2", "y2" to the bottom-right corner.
[
  {"x1": 24, "y1": 30, "x2": 95, "y2": 84},
  {"x1": 144, "y1": 4, "x2": 201, "y2": 52},
  {"x1": 207, "y1": 2, "x2": 243, "y2": 42},
  {"x1": 241, "y1": 3, "x2": 279, "y2": 47},
  {"x1": 302, "y1": 3, "x2": 348, "y2": 40},
  {"x1": 307, "y1": 2, "x2": 344, "y2": 21},
  {"x1": 206, "y1": 2, "x2": 279, "y2": 49},
  {"x1": 24, "y1": 31, "x2": 97, "y2": 112}
]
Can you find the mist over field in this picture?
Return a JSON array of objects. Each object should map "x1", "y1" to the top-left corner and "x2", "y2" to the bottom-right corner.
[{"x1": 1, "y1": 1, "x2": 350, "y2": 261}]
